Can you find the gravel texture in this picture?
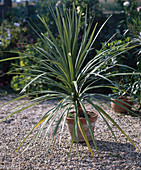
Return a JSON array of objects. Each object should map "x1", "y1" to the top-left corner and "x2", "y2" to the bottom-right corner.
[{"x1": 0, "y1": 95, "x2": 141, "y2": 170}]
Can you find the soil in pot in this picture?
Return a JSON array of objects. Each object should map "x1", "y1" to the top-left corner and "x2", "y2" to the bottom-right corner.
[
  {"x1": 111, "y1": 97, "x2": 133, "y2": 113},
  {"x1": 66, "y1": 111, "x2": 98, "y2": 143}
]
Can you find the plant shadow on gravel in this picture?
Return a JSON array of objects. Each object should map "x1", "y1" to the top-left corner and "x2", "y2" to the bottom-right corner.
[
  {"x1": 79, "y1": 139, "x2": 140, "y2": 159},
  {"x1": 127, "y1": 111, "x2": 141, "y2": 118},
  {"x1": 94, "y1": 139, "x2": 137, "y2": 153},
  {"x1": 64, "y1": 140, "x2": 140, "y2": 169}
]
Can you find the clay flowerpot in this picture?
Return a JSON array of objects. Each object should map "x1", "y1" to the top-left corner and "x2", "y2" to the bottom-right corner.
[
  {"x1": 66, "y1": 111, "x2": 98, "y2": 142},
  {"x1": 111, "y1": 97, "x2": 133, "y2": 113}
]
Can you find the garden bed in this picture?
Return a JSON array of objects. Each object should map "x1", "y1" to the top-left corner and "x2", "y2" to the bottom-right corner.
[{"x1": 0, "y1": 95, "x2": 141, "y2": 169}]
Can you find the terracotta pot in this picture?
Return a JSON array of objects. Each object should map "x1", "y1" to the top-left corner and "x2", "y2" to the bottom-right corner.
[
  {"x1": 111, "y1": 97, "x2": 133, "y2": 113},
  {"x1": 66, "y1": 111, "x2": 98, "y2": 142}
]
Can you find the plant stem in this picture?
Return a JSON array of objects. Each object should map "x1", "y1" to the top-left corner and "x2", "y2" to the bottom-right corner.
[{"x1": 78, "y1": 102, "x2": 84, "y2": 117}]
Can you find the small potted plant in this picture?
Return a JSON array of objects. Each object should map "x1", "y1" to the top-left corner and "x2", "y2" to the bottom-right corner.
[
  {"x1": 110, "y1": 78, "x2": 134, "y2": 113},
  {"x1": 96, "y1": 39, "x2": 135, "y2": 114},
  {"x1": 111, "y1": 95, "x2": 133, "y2": 113},
  {"x1": 0, "y1": 4, "x2": 139, "y2": 158}
]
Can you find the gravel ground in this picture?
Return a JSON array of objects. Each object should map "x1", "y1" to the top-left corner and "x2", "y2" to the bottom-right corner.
[{"x1": 0, "y1": 95, "x2": 141, "y2": 170}]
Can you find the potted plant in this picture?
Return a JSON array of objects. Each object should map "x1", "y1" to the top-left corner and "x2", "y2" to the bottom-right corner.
[
  {"x1": 111, "y1": 96, "x2": 133, "y2": 113},
  {"x1": 110, "y1": 78, "x2": 134, "y2": 113},
  {"x1": 96, "y1": 39, "x2": 135, "y2": 113},
  {"x1": 0, "y1": 4, "x2": 139, "y2": 158},
  {"x1": 129, "y1": 17, "x2": 141, "y2": 111}
]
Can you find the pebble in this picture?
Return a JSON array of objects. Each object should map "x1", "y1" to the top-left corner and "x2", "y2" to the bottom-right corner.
[{"x1": 0, "y1": 95, "x2": 141, "y2": 169}]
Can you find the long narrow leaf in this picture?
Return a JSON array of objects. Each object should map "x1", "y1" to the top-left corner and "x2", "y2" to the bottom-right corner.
[{"x1": 77, "y1": 117, "x2": 94, "y2": 158}]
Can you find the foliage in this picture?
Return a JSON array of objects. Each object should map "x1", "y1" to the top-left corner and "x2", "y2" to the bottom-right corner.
[
  {"x1": 123, "y1": 0, "x2": 141, "y2": 109},
  {"x1": 96, "y1": 35, "x2": 141, "y2": 103},
  {"x1": 11, "y1": 41, "x2": 51, "y2": 93},
  {"x1": 0, "y1": 5, "x2": 140, "y2": 159},
  {"x1": 130, "y1": 74, "x2": 141, "y2": 110},
  {"x1": 129, "y1": 18, "x2": 141, "y2": 110},
  {"x1": 0, "y1": 20, "x2": 27, "y2": 86},
  {"x1": 96, "y1": 36, "x2": 136, "y2": 66},
  {"x1": 100, "y1": 0, "x2": 124, "y2": 12},
  {"x1": 96, "y1": 36, "x2": 137, "y2": 98},
  {"x1": 0, "y1": 20, "x2": 26, "y2": 50},
  {"x1": 5, "y1": 0, "x2": 58, "y2": 40},
  {"x1": 123, "y1": 0, "x2": 140, "y2": 25},
  {"x1": 118, "y1": 0, "x2": 141, "y2": 33},
  {"x1": 103, "y1": 0, "x2": 141, "y2": 104},
  {"x1": 63, "y1": 0, "x2": 101, "y2": 17}
]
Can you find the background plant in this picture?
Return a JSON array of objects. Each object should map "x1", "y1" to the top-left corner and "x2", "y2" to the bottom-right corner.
[
  {"x1": 0, "y1": 19, "x2": 27, "y2": 87},
  {"x1": 129, "y1": 17, "x2": 141, "y2": 110},
  {"x1": 11, "y1": 40, "x2": 52, "y2": 94}
]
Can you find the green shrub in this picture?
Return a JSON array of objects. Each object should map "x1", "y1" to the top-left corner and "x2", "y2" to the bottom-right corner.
[
  {"x1": 0, "y1": 20, "x2": 27, "y2": 86},
  {"x1": 0, "y1": 20, "x2": 26, "y2": 50},
  {"x1": 96, "y1": 36, "x2": 137, "y2": 68},
  {"x1": 11, "y1": 41, "x2": 51, "y2": 94},
  {"x1": 96, "y1": 36, "x2": 140, "y2": 98}
]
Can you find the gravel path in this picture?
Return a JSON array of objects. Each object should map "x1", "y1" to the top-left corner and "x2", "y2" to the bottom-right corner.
[{"x1": 0, "y1": 95, "x2": 141, "y2": 170}]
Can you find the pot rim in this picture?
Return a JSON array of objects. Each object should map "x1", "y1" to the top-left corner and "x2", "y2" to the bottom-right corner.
[
  {"x1": 66, "y1": 111, "x2": 98, "y2": 124},
  {"x1": 111, "y1": 96, "x2": 133, "y2": 103}
]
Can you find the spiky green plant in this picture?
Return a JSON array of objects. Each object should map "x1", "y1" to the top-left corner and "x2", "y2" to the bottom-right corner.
[{"x1": 0, "y1": 4, "x2": 140, "y2": 158}]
